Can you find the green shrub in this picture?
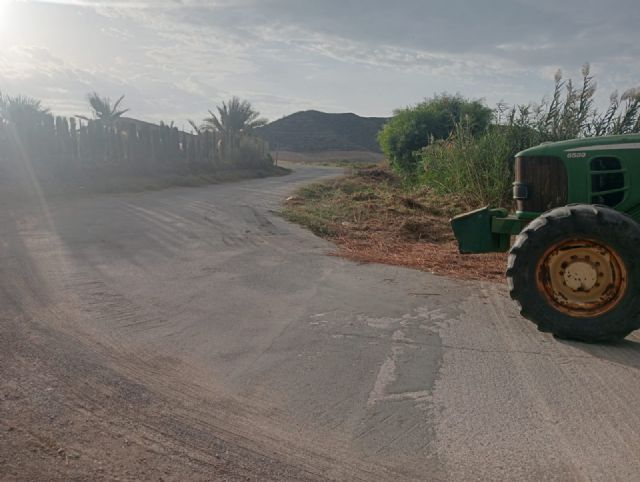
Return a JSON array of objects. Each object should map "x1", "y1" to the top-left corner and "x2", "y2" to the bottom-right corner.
[{"x1": 377, "y1": 94, "x2": 492, "y2": 173}]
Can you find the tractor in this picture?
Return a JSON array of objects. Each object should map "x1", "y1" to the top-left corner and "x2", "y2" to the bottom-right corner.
[{"x1": 451, "y1": 134, "x2": 640, "y2": 342}]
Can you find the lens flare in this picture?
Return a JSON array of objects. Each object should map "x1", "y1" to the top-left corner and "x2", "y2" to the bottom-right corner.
[{"x1": 0, "y1": 1, "x2": 11, "y2": 35}]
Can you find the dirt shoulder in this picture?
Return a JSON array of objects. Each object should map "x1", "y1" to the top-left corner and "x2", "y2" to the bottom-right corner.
[{"x1": 282, "y1": 166, "x2": 507, "y2": 282}]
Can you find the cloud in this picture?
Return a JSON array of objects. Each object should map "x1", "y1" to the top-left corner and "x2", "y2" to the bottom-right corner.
[
  {"x1": 1, "y1": 0, "x2": 638, "y2": 124},
  {"x1": 0, "y1": 45, "x2": 66, "y2": 80},
  {"x1": 97, "y1": 0, "x2": 639, "y2": 85}
]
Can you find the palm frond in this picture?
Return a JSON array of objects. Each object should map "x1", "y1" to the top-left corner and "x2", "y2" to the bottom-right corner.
[
  {"x1": 113, "y1": 108, "x2": 129, "y2": 118},
  {"x1": 85, "y1": 92, "x2": 129, "y2": 122},
  {"x1": 188, "y1": 119, "x2": 203, "y2": 135},
  {"x1": 204, "y1": 97, "x2": 267, "y2": 137},
  {"x1": 0, "y1": 93, "x2": 50, "y2": 123},
  {"x1": 112, "y1": 94, "x2": 126, "y2": 113}
]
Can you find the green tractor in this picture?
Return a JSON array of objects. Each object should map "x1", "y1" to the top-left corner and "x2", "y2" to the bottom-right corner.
[{"x1": 451, "y1": 134, "x2": 640, "y2": 342}]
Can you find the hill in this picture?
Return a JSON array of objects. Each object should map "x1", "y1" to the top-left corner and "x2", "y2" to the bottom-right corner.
[{"x1": 255, "y1": 110, "x2": 389, "y2": 152}]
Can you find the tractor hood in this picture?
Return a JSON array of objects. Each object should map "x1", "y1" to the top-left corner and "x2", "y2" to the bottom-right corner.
[{"x1": 516, "y1": 133, "x2": 640, "y2": 158}]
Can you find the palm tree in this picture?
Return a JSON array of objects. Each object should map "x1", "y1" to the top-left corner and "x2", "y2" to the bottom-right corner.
[
  {"x1": 77, "y1": 92, "x2": 129, "y2": 123},
  {"x1": 199, "y1": 97, "x2": 267, "y2": 164},
  {"x1": 0, "y1": 92, "x2": 50, "y2": 124},
  {"x1": 203, "y1": 97, "x2": 267, "y2": 137}
]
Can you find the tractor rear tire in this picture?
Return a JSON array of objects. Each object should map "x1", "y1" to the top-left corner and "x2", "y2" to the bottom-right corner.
[{"x1": 507, "y1": 204, "x2": 640, "y2": 342}]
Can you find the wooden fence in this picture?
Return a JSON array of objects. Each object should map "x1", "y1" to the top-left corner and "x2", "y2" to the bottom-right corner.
[{"x1": 0, "y1": 113, "x2": 271, "y2": 185}]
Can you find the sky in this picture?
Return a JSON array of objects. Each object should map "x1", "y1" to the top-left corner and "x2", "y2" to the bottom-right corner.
[{"x1": 0, "y1": 0, "x2": 638, "y2": 128}]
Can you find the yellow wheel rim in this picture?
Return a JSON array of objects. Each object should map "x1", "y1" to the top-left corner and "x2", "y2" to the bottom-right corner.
[{"x1": 536, "y1": 239, "x2": 628, "y2": 317}]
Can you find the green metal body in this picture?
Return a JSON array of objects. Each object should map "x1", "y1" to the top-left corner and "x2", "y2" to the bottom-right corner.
[{"x1": 452, "y1": 134, "x2": 640, "y2": 253}]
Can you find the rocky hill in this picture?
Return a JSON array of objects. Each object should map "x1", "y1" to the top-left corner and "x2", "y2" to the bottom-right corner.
[{"x1": 255, "y1": 110, "x2": 389, "y2": 152}]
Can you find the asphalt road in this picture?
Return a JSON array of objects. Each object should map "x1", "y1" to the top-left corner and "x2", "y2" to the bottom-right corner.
[{"x1": 2, "y1": 164, "x2": 640, "y2": 481}]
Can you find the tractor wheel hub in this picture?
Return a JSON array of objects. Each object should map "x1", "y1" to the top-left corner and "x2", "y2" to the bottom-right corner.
[
  {"x1": 536, "y1": 239, "x2": 627, "y2": 317},
  {"x1": 564, "y1": 260, "x2": 598, "y2": 291}
]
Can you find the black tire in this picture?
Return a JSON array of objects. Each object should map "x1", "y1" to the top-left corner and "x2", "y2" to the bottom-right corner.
[{"x1": 507, "y1": 204, "x2": 640, "y2": 342}]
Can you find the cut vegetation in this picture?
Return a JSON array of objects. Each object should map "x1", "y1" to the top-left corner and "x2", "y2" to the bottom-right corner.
[{"x1": 283, "y1": 166, "x2": 506, "y2": 282}]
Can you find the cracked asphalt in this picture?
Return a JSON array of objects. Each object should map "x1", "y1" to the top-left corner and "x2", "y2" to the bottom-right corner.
[{"x1": 2, "y1": 164, "x2": 640, "y2": 480}]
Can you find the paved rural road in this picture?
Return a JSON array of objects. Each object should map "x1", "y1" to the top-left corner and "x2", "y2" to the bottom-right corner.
[{"x1": 3, "y1": 164, "x2": 640, "y2": 481}]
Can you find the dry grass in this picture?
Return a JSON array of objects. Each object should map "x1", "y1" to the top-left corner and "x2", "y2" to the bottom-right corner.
[{"x1": 283, "y1": 166, "x2": 507, "y2": 283}]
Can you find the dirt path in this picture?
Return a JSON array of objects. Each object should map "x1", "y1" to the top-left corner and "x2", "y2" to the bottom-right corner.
[{"x1": 2, "y1": 164, "x2": 640, "y2": 481}]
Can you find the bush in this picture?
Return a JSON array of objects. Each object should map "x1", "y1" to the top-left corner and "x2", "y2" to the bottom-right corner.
[
  {"x1": 377, "y1": 94, "x2": 492, "y2": 173},
  {"x1": 420, "y1": 122, "x2": 515, "y2": 209}
]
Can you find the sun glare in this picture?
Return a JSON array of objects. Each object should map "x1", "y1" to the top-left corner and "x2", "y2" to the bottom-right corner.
[{"x1": 0, "y1": 1, "x2": 9, "y2": 34}]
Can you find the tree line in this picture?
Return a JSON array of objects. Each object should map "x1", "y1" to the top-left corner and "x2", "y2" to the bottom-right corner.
[{"x1": 0, "y1": 92, "x2": 273, "y2": 187}]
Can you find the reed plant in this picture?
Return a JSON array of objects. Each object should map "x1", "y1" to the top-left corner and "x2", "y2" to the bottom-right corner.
[{"x1": 417, "y1": 64, "x2": 640, "y2": 209}]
